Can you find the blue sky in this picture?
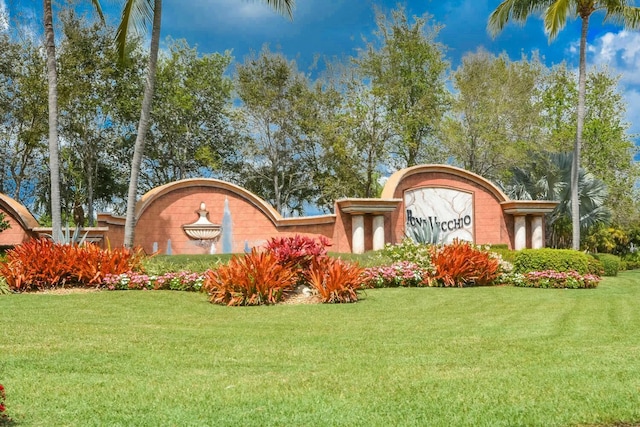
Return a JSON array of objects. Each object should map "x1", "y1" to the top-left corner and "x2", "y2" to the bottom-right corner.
[{"x1": 4, "y1": 0, "x2": 640, "y2": 157}]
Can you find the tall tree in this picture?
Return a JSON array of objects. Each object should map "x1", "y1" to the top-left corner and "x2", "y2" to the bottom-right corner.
[
  {"x1": 3, "y1": 37, "x2": 48, "y2": 208},
  {"x1": 43, "y1": 0, "x2": 104, "y2": 240},
  {"x1": 443, "y1": 49, "x2": 544, "y2": 182},
  {"x1": 116, "y1": 0, "x2": 294, "y2": 248},
  {"x1": 57, "y1": 10, "x2": 143, "y2": 226},
  {"x1": 320, "y1": 65, "x2": 393, "y2": 203},
  {"x1": 540, "y1": 64, "x2": 640, "y2": 228},
  {"x1": 234, "y1": 47, "x2": 312, "y2": 216},
  {"x1": 0, "y1": 30, "x2": 48, "y2": 204},
  {"x1": 143, "y1": 38, "x2": 234, "y2": 190},
  {"x1": 488, "y1": 0, "x2": 640, "y2": 250},
  {"x1": 357, "y1": 6, "x2": 450, "y2": 168}
]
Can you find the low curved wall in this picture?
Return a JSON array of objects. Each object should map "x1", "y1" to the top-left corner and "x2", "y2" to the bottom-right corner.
[
  {"x1": 3, "y1": 165, "x2": 557, "y2": 253},
  {"x1": 0, "y1": 194, "x2": 39, "y2": 247}
]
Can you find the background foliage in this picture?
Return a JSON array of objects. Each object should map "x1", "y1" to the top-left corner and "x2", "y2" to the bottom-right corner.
[{"x1": 0, "y1": 5, "x2": 638, "y2": 251}]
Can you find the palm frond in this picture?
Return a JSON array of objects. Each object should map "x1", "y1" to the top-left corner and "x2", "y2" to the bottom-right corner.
[
  {"x1": 90, "y1": 0, "x2": 105, "y2": 23},
  {"x1": 488, "y1": 0, "x2": 555, "y2": 37},
  {"x1": 115, "y1": 0, "x2": 154, "y2": 61},
  {"x1": 261, "y1": 0, "x2": 295, "y2": 20},
  {"x1": 507, "y1": 152, "x2": 609, "y2": 230},
  {"x1": 621, "y1": 7, "x2": 640, "y2": 30},
  {"x1": 544, "y1": 0, "x2": 571, "y2": 39}
]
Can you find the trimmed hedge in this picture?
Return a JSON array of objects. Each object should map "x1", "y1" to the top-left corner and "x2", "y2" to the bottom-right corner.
[
  {"x1": 513, "y1": 249, "x2": 591, "y2": 274},
  {"x1": 591, "y1": 253, "x2": 621, "y2": 277}
]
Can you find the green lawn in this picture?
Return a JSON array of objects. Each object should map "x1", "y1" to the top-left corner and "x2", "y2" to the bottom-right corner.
[{"x1": 1, "y1": 271, "x2": 640, "y2": 426}]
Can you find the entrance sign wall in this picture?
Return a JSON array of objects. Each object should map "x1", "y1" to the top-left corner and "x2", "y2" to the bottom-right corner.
[
  {"x1": 404, "y1": 187, "x2": 474, "y2": 244},
  {"x1": 0, "y1": 165, "x2": 558, "y2": 254}
]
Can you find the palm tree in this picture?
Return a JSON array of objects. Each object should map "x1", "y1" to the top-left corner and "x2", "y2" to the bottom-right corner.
[
  {"x1": 506, "y1": 152, "x2": 610, "y2": 248},
  {"x1": 116, "y1": 0, "x2": 295, "y2": 248},
  {"x1": 44, "y1": 0, "x2": 104, "y2": 241},
  {"x1": 488, "y1": 0, "x2": 640, "y2": 250}
]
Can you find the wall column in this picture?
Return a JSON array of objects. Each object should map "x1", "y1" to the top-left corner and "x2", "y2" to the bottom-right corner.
[
  {"x1": 372, "y1": 215, "x2": 385, "y2": 251},
  {"x1": 531, "y1": 215, "x2": 544, "y2": 249},
  {"x1": 352, "y1": 215, "x2": 365, "y2": 254},
  {"x1": 514, "y1": 215, "x2": 527, "y2": 250}
]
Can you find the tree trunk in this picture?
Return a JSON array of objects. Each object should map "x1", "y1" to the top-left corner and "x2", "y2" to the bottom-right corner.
[
  {"x1": 123, "y1": 0, "x2": 162, "y2": 248},
  {"x1": 44, "y1": 0, "x2": 62, "y2": 241},
  {"x1": 572, "y1": 16, "x2": 589, "y2": 251},
  {"x1": 87, "y1": 159, "x2": 95, "y2": 227}
]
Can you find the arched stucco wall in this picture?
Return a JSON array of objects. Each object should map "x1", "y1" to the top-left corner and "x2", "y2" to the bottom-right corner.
[
  {"x1": 131, "y1": 178, "x2": 339, "y2": 255},
  {"x1": 381, "y1": 164, "x2": 512, "y2": 246},
  {"x1": 0, "y1": 194, "x2": 39, "y2": 247}
]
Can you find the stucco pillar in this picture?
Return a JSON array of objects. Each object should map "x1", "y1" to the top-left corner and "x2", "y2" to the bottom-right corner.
[
  {"x1": 352, "y1": 215, "x2": 365, "y2": 254},
  {"x1": 531, "y1": 215, "x2": 544, "y2": 249},
  {"x1": 514, "y1": 215, "x2": 527, "y2": 250},
  {"x1": 372, "y1": 215, "x2": 385, "y2": 251}
]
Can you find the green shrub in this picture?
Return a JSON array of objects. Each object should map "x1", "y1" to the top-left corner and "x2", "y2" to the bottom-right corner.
[
  {"x1": 591, "y1": 253, "x2": 621, "y2": 277},
  {"x1": 490, "y1": 246, "x2": 516, "y2": 264},
  {"x1": 621, "y1": 252, "x2": 640, "y2": 270},
  {"x1": 513, "y1": 249, "x2": 591, "y2": 274},
  {"x1": 514, "y1": 270, "x2": 600, "y2": 289},
  {"x1": 586, "y1": 256, "x2": 604, "y2": 276}
]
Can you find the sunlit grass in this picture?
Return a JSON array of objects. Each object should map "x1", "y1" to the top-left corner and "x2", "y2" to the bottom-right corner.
[{"x1": 1, "y1": 271, "x2": 640, "y2": 426}]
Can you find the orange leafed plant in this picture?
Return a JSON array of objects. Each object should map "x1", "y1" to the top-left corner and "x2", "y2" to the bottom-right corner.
[
  {"x1": 203, "y1": 248, "x2": 297, "y2": 306},
  {"x1": 430, "y1": 240, "x2": 500, "y2": 287},
  {"x1": 0, "y1": 238, "x2": 75, "y2": 290},
  {"x1": 73, "y1": 244, "x2": 145, "y2": 285},
  {"x1": 305, "y1": 257, "x2": 364, "y2": 303},
  {"x1": 0, "y1": 238, "x2": 145, "y2": 291}
]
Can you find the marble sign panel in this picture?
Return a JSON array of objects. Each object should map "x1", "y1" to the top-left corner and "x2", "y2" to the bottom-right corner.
[{"x1": 404, "y1": 187, "x2": 474, "y2": 243}]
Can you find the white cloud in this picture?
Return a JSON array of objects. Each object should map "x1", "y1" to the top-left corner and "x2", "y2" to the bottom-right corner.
[
  {"x1": 585, "y1": 30, "x2": 640, "y2": 142},
  {"x1": 167, "y1": 0, "x2": 293, "y2": 32},
  {"x1": 589, "y1": 30, "x2": 640, "y2": 85}
]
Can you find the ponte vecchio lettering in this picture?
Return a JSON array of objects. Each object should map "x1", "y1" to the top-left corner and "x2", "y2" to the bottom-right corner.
[{"x1": 404, "y1": 187, "x2": 474, "y2": 243}]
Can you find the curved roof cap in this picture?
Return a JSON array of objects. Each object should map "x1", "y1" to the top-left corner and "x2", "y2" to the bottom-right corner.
[
  {"x1": 135, "y1": 178, "x2": 284, "y2": 225},
  {"x1": 381, "y1": 164, "x2": 510, "y2": 202},
  {"x1": 0, "y1": 193, "x2": 40, "y2": 231}
]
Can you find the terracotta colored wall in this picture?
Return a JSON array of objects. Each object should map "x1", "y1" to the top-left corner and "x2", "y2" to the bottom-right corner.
[
  {"x1": 0, "y1": 208, "x2": 32, "y2": 247},
  {"x1": 97, "y1": 214, "x2": 125, "y2": 249},
  {"x1": 331, "y1": 206, "x2": 353, "y2": 253},
  {"x1": 132, "y1": 186, "x2": 349, "y2": 255},
  {"x1": 133, "y1": 186, "x2": 273, "y2": 254},
  {"x1": 388, "y1": 172, "x2": 512, "y2": 248}
]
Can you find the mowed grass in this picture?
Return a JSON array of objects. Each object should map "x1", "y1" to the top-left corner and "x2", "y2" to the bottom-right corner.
[{"x1": 1, "y1": 271, "x2": 640, "y2": 426}]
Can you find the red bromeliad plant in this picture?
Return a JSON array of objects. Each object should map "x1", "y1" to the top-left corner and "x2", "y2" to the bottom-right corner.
[
  {"x1": 204, "y1": 249, "x2": 297, "y2": 306},
  {"x1": 305, "y1": 257, "x2": 364, "y2": 303},
  {"x1": 265, "y1": 235, "x2": 330, "y2": 271},
  {"x1": 430, "y1": 240, "x2": 500, "y2": 287},
  {"x1": 0, "y1": 383, "x2": 10, "y2": 424},
  {"x1": 0, "y1": 238, "x2": 145, "y2": 291},
  {"x1": 0, "y1": 238, "x2": 74, "y2": 290},
  {"x1": 73, "y1": 244, "x2": 145, "y2": 286}
]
